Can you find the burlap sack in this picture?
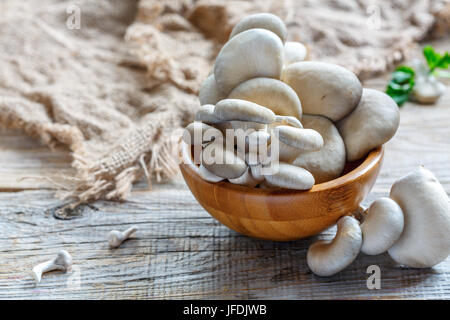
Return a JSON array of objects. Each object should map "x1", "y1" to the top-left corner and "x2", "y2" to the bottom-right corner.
[{"x1": 0, "y1": 0, "x2": 448, "y2": 204}]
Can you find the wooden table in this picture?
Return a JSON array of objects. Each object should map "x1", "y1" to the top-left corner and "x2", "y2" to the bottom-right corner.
[{"x1": 1, "y1": 58, "x2": 450, "y2": 299}]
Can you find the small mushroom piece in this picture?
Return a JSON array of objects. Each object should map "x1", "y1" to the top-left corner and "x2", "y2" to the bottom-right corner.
[
  {"x1": 214, "y1": 99, "x2": 276, "y2": 124},
  {"x1": 228, "y1": 78, "x2": 302, "y2": 119},
  {"x1": 412, "y1": 76, "x2": 445, "y2": 104},
  {"x1": 293, "y1": 115, "x2": 345, "y2": 183},
  {"x1": 32, "y1": 250, "x2": 73, "y2": 284},
  {"x1": 180, "y1": 140, "x2": 225, "y2": 183},
  {"x1": 108, "y1": 226, "x2": 138, "y2": 248},
  {"x1": 229, "y1": 13, "x2": 287, "y2": 43},
  {"x1": 272, "y1": 115, "x2": 303, "y2": 129},
  {"x1": 202, "y1": 141, "x2": 248, "y2": 179},
  {"x1": 214, "y1": 29, "x2": 284, "y2": 95},
  {"x1": 273, "y1": 125, "x2": 323, "y2": 162},
  {"x1": 282, "y1": 61, "x2": 362, "y2": 121},
  {"x1": 307, "y1": 216, "x2": 362, "y2": 277},
  {"x1": 228, "y1": 167, "x2": 259, "y2": 187},
  {"x1": 199, "y1": 74, "x2": 226, "y2": 105},
  {"x1": 388, "y1": 166, "x2": 450, "y2": 268},
  {"x1": 195, "y1": 104, "x2": 223, "y2": 124},
  {"x1": 337, "y1": 88, "x2": 400, "y2": 161},
  {"x1": 182, "y1": 122, "x2": 223, "y2": 145},
  {"x1": 283, "y1": 41, "x2": 307, "y2": 66},
  {"x1": 360, "y1": 197, "x2": 404, "y2": 255},
  {"x1": 264, "y1": 162, "x2": 315, "y2": 190}
]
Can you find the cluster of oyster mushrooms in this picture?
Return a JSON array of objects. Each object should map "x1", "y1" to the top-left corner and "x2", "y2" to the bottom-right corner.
[
  {"x1": 308, "y1": 166, "x2": 450, "y2": 277},
  {"x1": 182, "y1": 13, "x2": 400, "y2": 190}
]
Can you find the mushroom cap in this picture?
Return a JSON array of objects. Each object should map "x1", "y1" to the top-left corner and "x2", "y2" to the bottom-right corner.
[
  {"x1": 198, "y1": 165, "x2": 225, "y2": 183},
  {"x1": 195, "y1": 104, "x2": 223, "y2": 124},
  {"x1": 361, "y1": 197, "x2": 404, "y2": 255},
  {"x1": 182, "y1": 122, "x2": 223, "y2": 145},
  {"x1": 199, "y1": 74, "x2": 226, "y2": 105},
  {"x1": 202, "y1": 141, "x2": 248, "y2": 179},
  {"x1": 214, "y1": 99, "x2": 276, "y2": 123},
  {"x1": 54, "y1": 250, "x2": 73, "y2": 270},
  {"x1": 337, "y1": 88, "x2": 400, "y2": 161},
  {"x1": 412, "y1": 77, "x2": 445, "y2": 104},
  {"x1": 282, "y1": 61, "x2": 362, "y2": 121},
  {"x1": 214, "y1": 29, "x2": 284, "y2": 94},
  {"x1": 293, "y1": 115, "x2": 345, "y2": 184},
  {"x1": 228, "y1": 77, "x2": 302, "y2": 119},
  {"x1": 229, "y1": 13, "x2": 287, "y2": 43},
  {"x1": 228, "y1": 167, "x2": 259, "y2": 187},
  {"x1": 307, "y1": 216, "x2": 362, "y2": 277},
  {"x1": 388, "y1": 166, "x2": 450, "y2": 268},
  {"x1": 284, "y1": 41, "x2": 307, "y2": 66},
  {"x1": 246, "y1": 130, "x2": 271, "y2": 148},
  {"x1": 264, "y1": 162, "x2": 315, "y2": 190},
  {"x1": 273, "y1": 125, "x2": 323, "y2": 151},
  {"x1": 271, "y1": 115, "x2": 303, "y2": 129}
]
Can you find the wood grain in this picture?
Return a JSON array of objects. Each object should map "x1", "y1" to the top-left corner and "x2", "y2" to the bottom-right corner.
[{"x1": 180, "y1": 143, "x2": 383, "y2": 241}]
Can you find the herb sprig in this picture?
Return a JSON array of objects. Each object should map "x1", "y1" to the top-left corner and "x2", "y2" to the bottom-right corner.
[{"x1": 386, "y1": 46, "x2": 449, "y2": 106}]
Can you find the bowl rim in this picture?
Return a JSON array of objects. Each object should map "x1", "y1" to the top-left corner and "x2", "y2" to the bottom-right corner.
[{"x1": 180, "y1": 141, "x2": 384, "y2": 195}]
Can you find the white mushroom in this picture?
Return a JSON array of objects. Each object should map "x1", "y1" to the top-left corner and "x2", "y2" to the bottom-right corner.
[
  {"x1": 337, "y1": 88, "x2": 400, "y2": 161},
  {"x1": 283, "y1": 41, "x2": 307, "y2": 66},
  {"x1": 228, "y1": 78, "x2": 302, "y2": 119},
  {"x1": 271, "y1": 115, "x2": 303, "y2": 129},
  {"x1": 229, "y1": 13, "x2": 287, "y2": 43},
  {"x1": 412, "y1": 76, "x2": 445, "y2": 104},
  {"x1": 282, "y1": 61, "x2": 362, "y2": 121},
  {"x1": 264, "y1": 162, "x2": 315, "y2": 190},
  {"x1": 181, "y1": 140, "x2": 225, "y2": 183},
  {"x1": 273, "y1": 125, "x2": 323, "y2": 162},
  {"x1": 388, "y1": 166, "x2": 450, "y2": 268},
  {"x1": 214, "y1": 99, "x2": 276, "y2": 124},
  {"x1": 199, "y1": 74, "x2": 226, "y2": 105},
  {"x1": 182, "y1": 122, "x2": 223, "y2": 146},
  {"x1": 32, "y1": 250, "x2": 73, "y2": 285},
  {"x1": 293, "y1": 115, "x2": 345, "y2": 183},
  {"x1": 228, "y1": 167, "x2": 259, "y2": 187},
  {"x1": 195, "y1": 104, "x2": 223, "y2": 124},
  {"x1": 202, "y1": 141, "x2": 248, "y2": 179},
  {"x1": 360, "y1": 197, "x2": 404, "y2": 255},
  {"x1": 214, "y1": 29, "x2": 284, "y2": 95},
  {"x1": 108, "y1": 226, "x2": 138, "y2": 248},
  {"x1": 307, "y1": 216, "x2": 362, "y2": 277}
]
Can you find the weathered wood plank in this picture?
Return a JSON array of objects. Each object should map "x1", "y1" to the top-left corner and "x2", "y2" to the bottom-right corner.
[{"x1": 0, "y1": 188, "x2": 449, "y2": 299}]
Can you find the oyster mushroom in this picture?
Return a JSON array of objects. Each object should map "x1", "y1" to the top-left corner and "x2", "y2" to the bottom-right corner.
[
  {"x1": 293, "y1": 115, "x2": 346, "y2": 183},
  {"x1": 282, "y1": 61, "x2": 362, "y2": 121},
  {"x1": 337, "y1": 88, "x2": 400, "y2": 161},
  {"x1": 228, "y1": 77, "x2": 302, "y2": 119},
  {"x1": 360, "y1": 197, "x2": 404, "y2": 255},
  {"x1": 264, "y1": 162, "x2": 315, "y2": 190},
  {"x1": 199, "y1": 74, "x2": 226, "y2": 105},
  {"x1": 307, "y1": 216, "x2": 362, "y2": 277},
  {"x1": 388, "y1": 166, "x2": 450, "y2": 268},
  {"x1": 272, "y1": 125, "x2": 323, "y2": 162},
  {"x1": 214, "y1": 29, "x2": 284, "y2": 95},
  {"x1": 229, "y1": 13, "x2": 287, "y2": 43},
  {"x1": 283, "y1": 41, "x2": 307, "y2": 66}
]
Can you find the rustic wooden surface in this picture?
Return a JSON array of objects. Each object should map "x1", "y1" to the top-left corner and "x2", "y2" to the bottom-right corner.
[{"x1": 1, "y1": 44, "x2": 450, "y2": 299}]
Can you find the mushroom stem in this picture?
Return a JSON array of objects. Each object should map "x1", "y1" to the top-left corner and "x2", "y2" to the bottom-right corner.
[
  {"x1": 307, "y1": 216, "x2": 362, "y2": 277},
  {"x1": 108, "y1": 226, "x2": 138, "y2": 248},
  {"x1": 32, "y1": 250, "x2": 73, "y2": 285}
]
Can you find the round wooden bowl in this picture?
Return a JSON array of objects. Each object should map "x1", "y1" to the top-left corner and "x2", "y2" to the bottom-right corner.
[{"x1": 179, "y1": 142, "x2": 384, "y2": 241}]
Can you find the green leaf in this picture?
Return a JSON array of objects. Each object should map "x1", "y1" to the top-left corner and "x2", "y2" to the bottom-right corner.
[
  {"x1": 423, "y1": 45, "x2": 450, "y2": 72},
  {"x1": 385, "y1": 65, "x2": 415, "y2": 107},
  {"x1": 391, "y1": 93, "x2": 410, "y2": 106}
]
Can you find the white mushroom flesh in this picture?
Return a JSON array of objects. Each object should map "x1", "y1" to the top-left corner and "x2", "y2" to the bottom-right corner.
[
  {"x1": 229, "y1": 13, "x2": 287, "y2": 43},
  {"x1": 360, "y1": 197, "x2": 404, "y2": 255},
  {"x1": 307, "y1": 216, "x2": 362, "y2": 277}
]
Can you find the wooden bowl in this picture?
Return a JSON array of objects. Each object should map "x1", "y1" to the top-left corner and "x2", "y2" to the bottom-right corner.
[{"x1": 179, "y1": 142, "x2": 384, "y2": 241}]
